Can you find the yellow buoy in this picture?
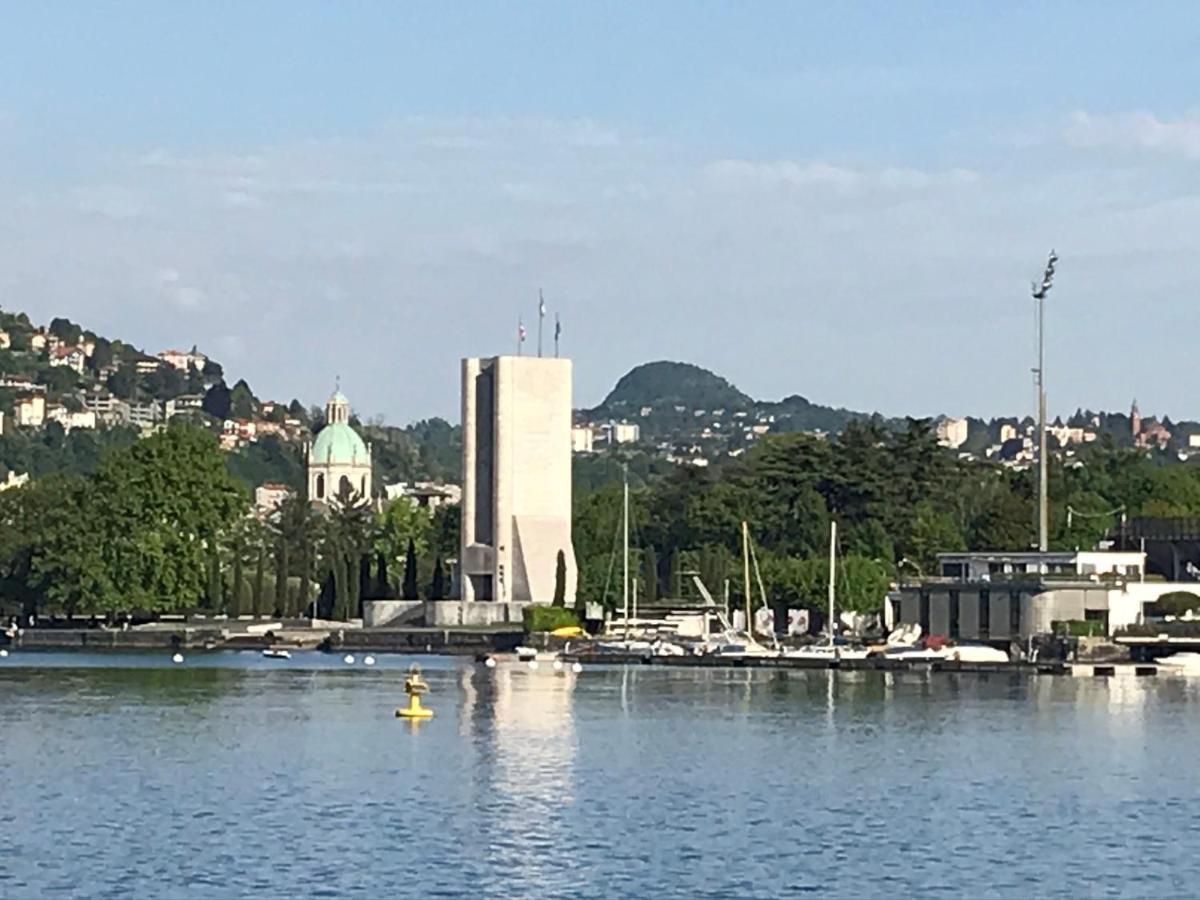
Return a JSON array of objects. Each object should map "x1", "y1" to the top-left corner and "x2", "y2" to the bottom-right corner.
[{"x1": 396, "y1": 663, "x2": 434, "y2": 719}]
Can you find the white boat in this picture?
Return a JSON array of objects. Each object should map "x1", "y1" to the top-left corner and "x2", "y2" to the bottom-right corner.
[
  {"x1": 945, "y1": 644, "x2": 1009, "y2": 664},
  {"x1": 784, "y1": 643, "x2": 870, "y2": 662},
  {"x1": 712, "y1": 640, "x2": 778, "y2": 659},
  {"x1": 1155, "y1": 652, "x2": 1200, "y2": 673},
  {"x1": 261, "y1": 648, "x2": 291, "y2": 660},
  {"x1": 784, "y1": 522, "x2": 868, "y2": 662}
]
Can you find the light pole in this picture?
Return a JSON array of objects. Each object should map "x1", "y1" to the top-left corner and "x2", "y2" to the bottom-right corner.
[{"x1": 1032, "y1": 250, "x2": 1058, "y2": 554}]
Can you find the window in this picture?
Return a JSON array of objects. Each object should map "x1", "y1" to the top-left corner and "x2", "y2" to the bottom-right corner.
[
  {"x1": 360, "y1": 475, "x2": 366, "y2": 496},
  {"x1": 919, "y1": 591, "x2": 931, "y2": 635},
  {"x1": 949, "y1": 590, "x2": 960, "y2": 639},
  {"x1": 979, "y1": 589, "x2": 990, "y2": 638},
  {"x1": 942, "y1": 562, "x2": 965, "y2": 579},
  {"x1": 315, "y1": 474, "x2": 325, "y2": 499},
  {"x1": 339, "y1": 475, "x2": 352, "y2": 497},
  {"x1": 1010, "y1": 590, "x2": 1022, "y2": 635}
]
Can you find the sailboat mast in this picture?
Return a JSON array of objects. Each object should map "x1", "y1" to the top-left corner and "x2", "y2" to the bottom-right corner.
[
  {"x1": 741, "y1": 521, "x2": 752, "y2": 637},
  {"x1": 827, "y1": 520, "x2": 837, "y2": 646},
  {"x1": 622, "y1": 467, "x2": 630, "y2": 641}
]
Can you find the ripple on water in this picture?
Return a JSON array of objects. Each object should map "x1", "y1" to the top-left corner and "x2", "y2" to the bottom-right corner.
[{"x1": 0, "y1": 658, "x2": 1197, "y2": 897}]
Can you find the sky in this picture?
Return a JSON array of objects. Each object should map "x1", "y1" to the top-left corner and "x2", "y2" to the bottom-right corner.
[{"x1": 2, "y1": 3, "x2": 1199, "y2": 424}]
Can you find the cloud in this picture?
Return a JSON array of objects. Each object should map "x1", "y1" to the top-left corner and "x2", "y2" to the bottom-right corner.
[
  {"x1": 1064, "y1": 110, "x2": 1200, "y2": 160},
  {"x1": 704, "y1": 159, "x2": 979, "y2": 195},
  {"x1": 6, "y1": 113, "x2": 1200, "y2": 423}
]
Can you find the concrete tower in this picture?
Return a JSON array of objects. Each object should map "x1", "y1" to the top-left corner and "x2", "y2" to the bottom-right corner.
[{"x1": 460, "y1": 356, "x2": 577, "y2": 606}]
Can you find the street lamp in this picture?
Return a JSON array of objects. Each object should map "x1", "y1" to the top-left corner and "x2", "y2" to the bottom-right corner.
[{"x1": 1032, "y1": 250, "x2": 1058, "y2": 554}]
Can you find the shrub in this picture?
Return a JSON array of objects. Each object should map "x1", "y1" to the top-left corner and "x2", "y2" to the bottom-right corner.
[
  {"x1": 1052, "y1": 619, "x2": 1106, "y2": 638},
  {"x1": 523, "y1": 605, "x2": 579, "y2": 634}
]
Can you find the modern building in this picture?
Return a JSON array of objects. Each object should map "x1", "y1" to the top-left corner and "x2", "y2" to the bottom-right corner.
[
  {"x1": 49, "y1": 346, "x2": 87, "y2": 374},
  {"x1": 460, "y1": 356, "x2": 577, "y2": 606},
  {"x1": 570, "y1": 425, "x2": 594, "y2": 454},
  {"x1": 888, "y1": 550, "x2": 1191, "y2": 642},
  {"x1": 14, "y1": 393, "x2": 45, "y2": 428},
  {"x1": 383, "y1": 481, "x2": 462, "y2": 511},
  {"x1": 254, "y1": 482, "x2": 292, "y2": 516},
  {"x1": 610, "y1": 421, "x2": 640, "y2": 444},
  {"x1": 306, "y1": 389, "x2": 372, "y2": 505},
  {"x1": 157, "y1": 348, "x2": 207, "y2": 372},
  {"x1": 935, "y1": 416, "x2": 969, "y2": 449}
]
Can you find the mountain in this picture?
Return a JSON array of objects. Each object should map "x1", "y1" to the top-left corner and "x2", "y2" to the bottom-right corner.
[
  {"x1": 587, "y1": 361, "x2": 753, "y2": 418},
  {"x1": 582, "y1": 360, "x2": 887, "y2": 437}
]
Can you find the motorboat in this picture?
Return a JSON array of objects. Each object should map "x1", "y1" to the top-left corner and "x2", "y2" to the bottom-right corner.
[
  {"x1": 261, "y1": 648, "x2": 291, "y2": 660},
  {"x1": 1155, "y1": 652, "x2": 1200, "y2": 673},
  {"x1": 711, "y1": 640, "x2": 778, "y2": 659},
  {"x1": 944, "y1": 644, "x2": 1009, "y2": 664},
  {"x1": 784, "y1": 642, "x2": 870, "y2": 662}
]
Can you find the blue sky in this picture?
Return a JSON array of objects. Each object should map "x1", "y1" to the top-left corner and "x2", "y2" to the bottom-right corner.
[{"x1": 2, "y1": 3, "x2": 1199, "y2": 422}]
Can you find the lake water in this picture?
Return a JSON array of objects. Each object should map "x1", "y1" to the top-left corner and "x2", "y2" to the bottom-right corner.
[{"x1": 2, "y1": 652, "x2": 1199, "y2": 899}]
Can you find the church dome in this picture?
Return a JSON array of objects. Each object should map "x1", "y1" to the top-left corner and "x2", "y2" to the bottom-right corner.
[{"x1": 311, "y1": 421, "x2": 369, "y2": 466}]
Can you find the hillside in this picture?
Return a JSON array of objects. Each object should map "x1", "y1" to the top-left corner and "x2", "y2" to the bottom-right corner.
[{"x1": 587, "y1": 361, "x2": 753, "y2": 418}]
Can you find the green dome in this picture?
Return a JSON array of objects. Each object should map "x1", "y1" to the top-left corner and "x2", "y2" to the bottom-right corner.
[{"x1": 311, "y1": 422, "x2": 369, "y2": 465}]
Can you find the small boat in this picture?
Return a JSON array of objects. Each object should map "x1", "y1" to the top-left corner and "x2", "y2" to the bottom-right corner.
[
  {"x1": 784, "y1": 642, "x2": 870, "y2": 662},
  {"x1": 1155, "y1": 652, "x2": 1200, "y2": 673},
  {"x1": 946, "y1": 644, "x2": 1009, "y2": 664},
  {"x1": 262, "y1": 648, "x2": 292, "y2": 660}
]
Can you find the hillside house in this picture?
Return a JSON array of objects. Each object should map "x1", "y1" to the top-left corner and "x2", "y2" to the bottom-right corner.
[
  {"x1": 157, "y1": 348, "x2": 207, "y2": 372},
  {"x1": 50, "y1": 345, "x2": 87, "y2": 374}
]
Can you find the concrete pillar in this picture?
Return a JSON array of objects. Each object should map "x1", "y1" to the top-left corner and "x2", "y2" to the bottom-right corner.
[
  {"x1": 493, "y1": 357, "x2": 513, "y2": 602},
  {"x1": 460, "y1": 358, "x2": 479, "y2": 602}
]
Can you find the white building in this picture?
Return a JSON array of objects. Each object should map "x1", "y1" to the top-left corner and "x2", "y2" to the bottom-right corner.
[
  {"x1": 49, "y1": 346, "x2": 87, "y2": 375},
  {"x1": 14, "y1": 394, "x2": 45, "y2": 428},
  {"x1": 45, "y1": 407, "x2": 97, "y2": 431},
  {"x1": 157, "y1": 348, "x2": 208, "y2": 372},
  {"x1": 0, "y1": 470, "x2": 29, "y2": 492},
  {"x1": 460, "y1": 356, "x2": 577, "y2": 606},
  {"x1": 999, "y1": 423, "x2": 1019, "y2": 442},
  {"x1": 383, "y1": 481, "x2": 462, "y2": 511},
  {"x1": 611, "y1": 421, "x2": 640, "y2": 444},
  {"x1": 254, "y1": 482, "x2": 292, "y2": 516},
  {"x1": 0, "y1": 330, "x2": 9, "y2": 350},
  {"x1": 570, "y1": 425, "x2": 594, "y2": 454},
  {"x1": 306, "y1": 389, "x2": 372, "y2": 505},
  {"x1": 936, "y1": 416, "x2": 969, "y2": 449},
  {"x1": 936, "y1": 551, "x2": 1145, "y2": 581}
]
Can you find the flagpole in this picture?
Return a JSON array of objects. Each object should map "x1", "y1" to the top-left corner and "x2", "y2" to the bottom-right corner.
[
  {"x1": 554, "y1": 313, "x2": 560, "y2": 358},
  {"x1": 517, "y1": 317, "x2": 524, "y2": 357},
  {"x1": 537, "y1": 289, "x2": 545, "y2": 358}
]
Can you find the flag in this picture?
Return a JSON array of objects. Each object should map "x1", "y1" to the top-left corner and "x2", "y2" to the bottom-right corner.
[
  {"x1": 518, "y1": 319, "x2": 526, "y2": 342},
  {"x1": 555, "y1": 314, "x2": 561, "y2": 340},
  {"x1": 538, "y1": 289, "x2": 546, "y2": 320}
]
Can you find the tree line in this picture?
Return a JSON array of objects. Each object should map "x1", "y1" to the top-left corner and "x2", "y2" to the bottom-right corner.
[
  {"x1": 572, "y1": 419, "x2": 1200, "y2": 617},
  {"x1": 0, "y1": 424, "x2": 458, "y2": 620}
]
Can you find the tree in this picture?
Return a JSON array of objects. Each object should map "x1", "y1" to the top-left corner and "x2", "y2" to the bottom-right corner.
[
  {"x1": 203, "y1": 381, "x2": 231, "y2": 420},
  {"x1": 642, "y1": 546, "x2": 659, "y2": 604},
  {"x1": 274, "y1": 533, "x2": 290, "y2": 617},
  {"x1": 402, "y1": 539, "x2": 419, "y2": 600},
  {"x1": 230, "y1": 379, "x2": 257, "y2": 419},
  {"x1": 48, "y1": 317, "x2": 82, "y2": 345},
  {"x1": 202, "y1": 358, "x2": 223, "y2": 379},
  {"x1": 374, "y1": 498, "x2": 432, "y2": 593},
  {"x1": 553, "y1": 550, "x2": 567, "y2": 606},
  {"x1": 429, "y1": 555, "x2": 446, "y2": 600},
  {"x1": 106, "y1": 367, "x2": 137, "y2": 401},
  {"x1": 252, "y1": 542, "x2": 266, "y2": 617}
]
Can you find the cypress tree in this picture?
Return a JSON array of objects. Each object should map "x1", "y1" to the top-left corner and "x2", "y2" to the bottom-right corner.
[
  {"x1": 299, "y1": 543, "x2": 311, "y2": 617},
  {"x1": 376, "y1": 552, "x2": 389, "y2": 598},
  {"x1": 643, "y1": 546, "x2": 659, "y2": 604},
  {"x1": 552, "y1": 550, "x2": 567, "y2": 606},
  {"x1": 331, "y1": 551, "x2": 346, "y2": 621},
  {"x1": 402, "y1": 539, "x2": 419, "y2": 600},
  {"x1": 206, "y1": 544, "x2": 222, "y2": 611},
  {"x1": 231, "y1": 538, "x2": 245, "y2": 617},
  {"x1": 274, "y1": 538, "x2": 289, "y2": 617},
  {"x1": 252, "y1": 545, "x2": 266, "y2": 617},
  {"x1": 430, "y1": 556, "x2": 446, "y2": 601}
]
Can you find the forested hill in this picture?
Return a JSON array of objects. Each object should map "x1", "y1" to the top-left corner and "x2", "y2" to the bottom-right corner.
[{"x1": 582, "y1": 359, "x2": 894, "y2": 436}]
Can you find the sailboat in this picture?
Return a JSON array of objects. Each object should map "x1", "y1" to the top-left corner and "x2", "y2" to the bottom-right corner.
[
  {"x1": 784, "y1": 521, "x2": 869, "y2": 662},
  {"x1": 709, "y1": 522, "x2": 778, "y2": 659},
  {"x1": 596, "y1": 467, "x2": 680, "y2": 656}
]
